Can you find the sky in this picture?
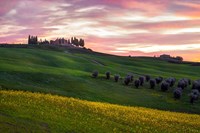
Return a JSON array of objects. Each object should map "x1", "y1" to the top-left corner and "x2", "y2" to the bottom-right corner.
[{"x1": 0, "y1": 0, "x2": 200, "y2": 62}]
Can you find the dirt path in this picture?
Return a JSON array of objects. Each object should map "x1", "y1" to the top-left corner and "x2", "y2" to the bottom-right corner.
[
  {"x1": 91, "y1": 59, "x2": 105, "y2": 66},
  {"x1": 64, "y1": 51, "x2": 105, "y2": 66}
]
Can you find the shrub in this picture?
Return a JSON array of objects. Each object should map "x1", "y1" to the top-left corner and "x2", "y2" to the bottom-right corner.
[
  {"x1": 92, "y1": 71, "x2": 98, "y2": 78},
  {"x1": 134, "y1": 79, "x2": 140, "y2": 88},
  {"x1": 190, "y1": 94, "x2": 198, "y2": 104},
  {"x1": 124, "y1": 76, "x2": 131, "y2": 85},
  {"x1": 183, "y1": 78, "x2": 190, "y2": 87},
  {"x1": 139, "y1": 76, "x2": 145, "y2": 86},
  {"x1": 192, "y1": 80, "x2": 200, "y2": 91},
  {"x1": 155, "y1": 77, "x2": 163, "y2": 84},
  {"x1": 145, "y1": 75, "x2": 150, "y2": 82},
  {"x1": 191, "y1": 89, "x2": 200, "y2": 96},
  {"x1": 173, "y1": 88, "x2": 182, "y2": 99},
  {"x1": 178, "y1": 80, "x2": 187, "y2": 90},
  {"x1": 130, "y1": 75, "x2": 134, "y2": 82},
  {"x1": 150, "y1": 79, "x2": 156, "y2": 89},
  {"x1": 114, "y1": 74, "x2": 120, "y2": 82},
  {"x1": 189, "y1": 89, "x2": 199, "y2": 104},
  {"x1": 127, "y1": 73, "x2": 134, "y2": 82},
  {"x1": 188, "y1": 79, "x2": 192, "y2": 85},
  {"x1": 171, "y1": 78, "x2": 176, "y2": 87},
  {"x1": 181, "y1": 78, "x2": 192, "y2": 88},
  {"x1": 161, "y1": 81, "x2": 169, "y2": 92},
  {"x1": 166, "y1": 77, "x2": 176, "y2": 87},
  {"x1": 105, "y1": 71, "x2": 111, "y2": 79},
  {"x1": 178, "y1": 78, "x2": 192, "y2": 90}
]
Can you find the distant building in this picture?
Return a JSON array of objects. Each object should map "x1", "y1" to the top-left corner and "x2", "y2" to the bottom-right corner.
[
  {"x1": 160, "y1": 54, "x2": 171, "y2": 58},
  {"x1": 159, "y1": 54, "x2": 184, "y2": 62}
]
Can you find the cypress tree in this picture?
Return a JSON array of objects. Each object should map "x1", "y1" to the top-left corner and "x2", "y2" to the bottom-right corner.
[
  {"x1": 28, "y1": 35, "x2": 30, "y2": 44},
  {"x1": 68, "y1": 39, "x2": 70, "y2": 44},
  {"x1": 71, "y1": 37, "x2": 74, "y2": 44},
  {"x1": 36, "y1": 36, "x2": 38, "y2": 44},
  {"x1": 82, "y1": 39, "x2": 85, "y2": 47},
  {"x1": 79, "y1": 39, "x2": 85, "y2": 47}
]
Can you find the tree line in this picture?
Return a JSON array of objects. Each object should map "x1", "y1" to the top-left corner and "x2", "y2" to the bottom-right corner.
[
  {"x1": 71, "y1": 37, "x2": 85, "y2": 47},
  {"x1": 28, "y1": 35, "x2": 85, "y2": 47},
  {"x1": 28, "y1": 35, "x2": 38, "y2": 45}
]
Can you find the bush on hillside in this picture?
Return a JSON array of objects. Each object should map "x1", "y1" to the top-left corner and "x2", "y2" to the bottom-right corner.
[
  {"x1": 192, "y1": 80, "x2": 200, "y2": 91},
  {"x1": 166, "y1": 77, "x2": 176, "y2": 87},
  {"x1": 124, "y1": 76, "x2": 131, "y2": 86},
  {"x1": 139, "y1": 76, "x2": 145, "y2": 86},
  {"x1": 134, "y1": 79, "x2": 140, "y2": 88},
  {"x1": 105, "y1": 71, "x2": 111, "y2": 79},
  {"x1": 114, "y1": 74, "x2": 120, "y2": 82},
  {"x1": 155, "y1": 77, "x2": 163, "y2": 84},
  {"x1": 161, "y1": 81, "x2": 169, "y2": 92},
  {"x1": 189, "y1": 89, "x2": 199, "y2": 104},
  {"x1": 92, "y1": 71, "x2": 98, "y2": 78},
  {"x1": 173, "y1": 88, "x2": 182, "y2": 99},
  {"x1": 178, "y1": 79, "x2": 188, "y2": 90},
  {"x1": 145, "y1": 75, "x2": 150, "y2": 82},
  {"x1": 150, "y1": 79, "x2": 156, "y2": 89}
]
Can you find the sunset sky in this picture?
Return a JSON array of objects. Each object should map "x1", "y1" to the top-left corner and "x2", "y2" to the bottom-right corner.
[{"x1": 1, "y1": 0, "x2": 200, "y2": 61}]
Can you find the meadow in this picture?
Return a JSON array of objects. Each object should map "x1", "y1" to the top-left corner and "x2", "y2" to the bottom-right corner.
[
  {"x1": 1, "y1": 90, "x2": 200, "y2": 133},
  {"x1": 0, "y1": 47, "x2": 199, "y2": 114}
]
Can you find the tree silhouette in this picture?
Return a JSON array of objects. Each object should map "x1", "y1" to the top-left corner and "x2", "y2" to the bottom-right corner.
[
  {"x1": 71, "y1": 37, "x2": 74, "y2": 45},
  {"x1": 28, "y1": 35, "x2": 85, "y2": 46},
  {"x1": 79, "y1": 38, "x2": 85, "y2": 47},
  {"x1": 36, "y1": 36, "x2": 38, "y2": 44},
  {"x1": 28, "y1": 35, "x2": 31, "y2": 44},
  {"x1": 68, "y1": 39, "x2": 70, "y2": 44}
]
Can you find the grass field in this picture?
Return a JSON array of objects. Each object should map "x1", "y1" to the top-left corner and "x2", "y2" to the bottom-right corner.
[
  {"x1": 0, "y1": 47, "x2": 199, "y2": 114},
  {"x1": 1, "y1": 90, "x2": 200, "y2": 133}
]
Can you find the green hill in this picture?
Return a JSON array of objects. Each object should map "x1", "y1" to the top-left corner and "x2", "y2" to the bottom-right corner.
[
  {"x1": 0, "y1": 47, "x2": 200, "y2": 114},
  {"x1": 1, "y1": 90, "x2": 200, "y2": 133}
]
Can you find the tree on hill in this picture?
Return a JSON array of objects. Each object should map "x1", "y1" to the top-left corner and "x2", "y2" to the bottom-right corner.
[
  {"x1": 79, "y1": 38, "x2": 85, "y2": 47},
  {"x1": 28, "y1": 35, "x2": 85, "y2": 46},
  {"x1": 72, "y1": 37, "x2": 79, "y2": 46},
  {"x1": 57, "y1": 38, "x2": 60, "y2": 44},
  {"x1": 28, "y1": 35, "x2": 31, "y2": 44},
  {"x1": 70, "y1": 37, "x2": 85, "y2": 47},
  {"x1": 176, "y1": 56, "x2": 183, "y2": 61},
  {"x1": 71, "y1": 37, "x2": 74, "y2": 45},
  {"x1": 36, "y1": 36, "x2": 38, "y2": 44},
  {"x1": 67, "y1": 39, "x2": 70, "y2": 44},
  {"x1": 28, "y1": 35, "x2": 38, "y2": 45}
]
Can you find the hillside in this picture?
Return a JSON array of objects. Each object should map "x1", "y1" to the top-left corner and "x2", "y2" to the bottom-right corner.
[
  {"x1": 1, "y1": 90, "x2": 200, "y2": 133},
  {"x1": 0, "y1": 47, "x2": 200, "y2": 114}
]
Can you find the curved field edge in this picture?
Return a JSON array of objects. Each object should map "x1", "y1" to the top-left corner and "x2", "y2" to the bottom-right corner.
[{"x1": 0, "y1": 90, "x2": 200, "y2": 133}]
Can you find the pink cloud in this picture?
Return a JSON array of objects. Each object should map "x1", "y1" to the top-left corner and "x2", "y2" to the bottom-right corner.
[
  {"x1": 172, "y1": 1, "x2": 200, "y2": 18},
  {"x1": 0, "y1": 0, "x2": 19, "y2": 16},
  {"x1": 103, "y1": 0, "x2": 170, "y2": 16},
  {"x1": 132, "y1": 20, "x2": 200, "y2": 31}
]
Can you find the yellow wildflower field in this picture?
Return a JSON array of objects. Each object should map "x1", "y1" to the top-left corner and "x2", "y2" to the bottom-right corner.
[{"x1": 0, "y1": 90, "x2": 200, "y2": 133}]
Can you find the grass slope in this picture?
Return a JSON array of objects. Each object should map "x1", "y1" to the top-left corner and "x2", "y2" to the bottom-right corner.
[
  {"x1": 0, "y1": 47, "x2": 200, "y2": 114},
  {"x1": 1, "y1": 90, "x2": 200, "y2": 133}
]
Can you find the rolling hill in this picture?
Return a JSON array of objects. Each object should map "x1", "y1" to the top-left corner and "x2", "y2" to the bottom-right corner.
[
  {"x1": 0, "y1": 46, "x2": 200, "y2": 132},
  {"x1": 0, "y1": 47, "x2": 199, "y2": 114}
]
